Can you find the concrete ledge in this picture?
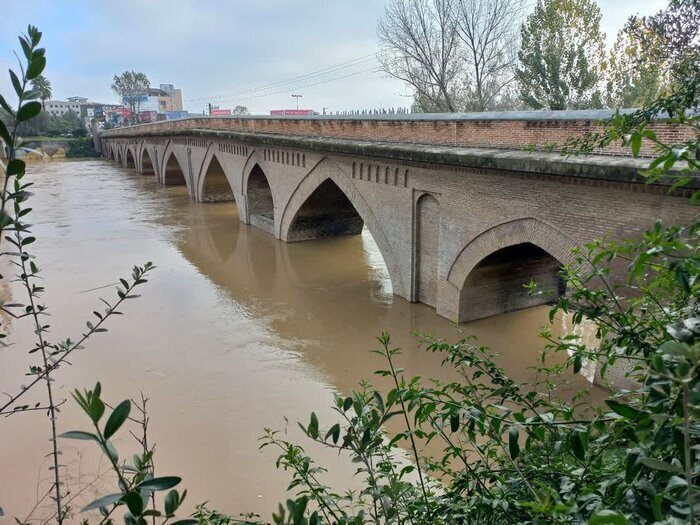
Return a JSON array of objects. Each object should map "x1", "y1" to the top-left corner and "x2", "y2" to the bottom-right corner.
[{"x1": 101, "y1": 128, "x2": 695, "y2": 188}]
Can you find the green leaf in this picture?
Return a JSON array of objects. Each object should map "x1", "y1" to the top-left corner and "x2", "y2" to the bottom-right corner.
[
  {"x1": 88, "y1": 395, "x2": 105, "y2": 423},
  {"x1": 325, "y1": 423, "x2": 340, "y2": 444},
  {"x1": 9, "y1": 70, "x2": 22, "y2": 98},
  {"x1": 82, "y1": 493, "x2": 123, "y2": 512},
  {"x1": 121, "y1": 492, "x2": 144, "y2": 517},
  {"x1": 308, "y1": 412, "x2": 319, "y2": 439},
  {"x1": 26, "y1": 54, "x2": 46, "y2": 80},
  {"x1": 59, "y1": 430, "x2": 100, "y2": 442},
  {"x1": 0, "y1": 118, "x2": 11, "y2": 144},
  {"x1": 640, "y1": 457, "x2": 683, "y2": 474},
  {"x1": 102, "y1": 439, "x2": 119, "y2": 463},
  {"x1": 450, "y1": 413, "x2": 460, "y2": 433},
  {"x1": 605, "y1": 400, "x2": 645, "y2": 420},
  {"x1": 588, "y1": 510, "x2": 628, "y2": 524},
  {"x1": 104, "y1": 399, "x2": 131, "y2": 439},
  {"x1": 7, "y1": 159, "x2": 25, "y2": 176},
  {"x1": 137, "y1": 476, "x2": 182, "y2": 491},
  {"x1": 16, "y1": 101, "x2": 42, "y2": 122},
  {"x1": 508, "y1": 426, "x2": 519, "y2": 460},
  {"x1": 164, "y1": 489, "x2": 179, "y2": 515},
  {"x1": 571, "y1": 431, "x2": 586, "y2": 461}
]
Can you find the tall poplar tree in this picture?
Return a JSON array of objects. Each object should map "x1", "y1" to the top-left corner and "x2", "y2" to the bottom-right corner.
[{"x1": 516, "y1": 0, "x2": 605, "y2": 110}]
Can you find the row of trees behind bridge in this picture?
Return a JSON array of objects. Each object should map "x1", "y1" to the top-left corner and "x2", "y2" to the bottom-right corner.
[{"x1": 378, "y1": 0, "x2": 698, "y2": 112}]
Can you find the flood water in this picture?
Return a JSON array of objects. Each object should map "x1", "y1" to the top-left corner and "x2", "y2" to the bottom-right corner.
[{"x1": 1, "y1": 160, "x2": 601, "y2": 522}]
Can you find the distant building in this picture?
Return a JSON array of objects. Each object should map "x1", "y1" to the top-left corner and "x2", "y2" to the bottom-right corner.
[
  {"x1": 138, "y1": 84, "x2": 183, "y2": 116},
  {"x1": 45, "y1": 98, "x2": 83, "y2": 117}
]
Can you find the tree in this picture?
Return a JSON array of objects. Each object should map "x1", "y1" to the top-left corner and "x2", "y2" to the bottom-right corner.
[
  {"x1": 455, "y1": 0, "x2": 527, "y2": 111},
  {"x1": 606, "y1": 18, "x2": 667, "y2": 109},
  {"x1": 111, "y1": 70, "x2": 150, "y2": 125},
  {"x1": 378, "y1": 0, "x2": 462, "y2": 112},
  {"x1": 31, "y1": 75, "x2": 52, "y2": 109},
  {"x1": 516, "y1": 0, "x2": 606, "y2": 110},
  {"x1": 628, "y1": 0, "x2": 700, "y2": 87},
  {"x1": 232, "y1": 105, "x2": 250, "y2": 115}
]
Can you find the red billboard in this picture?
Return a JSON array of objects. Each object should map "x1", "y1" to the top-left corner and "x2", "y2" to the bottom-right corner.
[{"x1": 211, "y1": 109, "x2": 232, "y2": 116}]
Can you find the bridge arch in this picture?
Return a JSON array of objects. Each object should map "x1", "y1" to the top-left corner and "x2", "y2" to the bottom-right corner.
[
  {"x1": 140, "y1": 146, "x2": 155, "y2": 175},
  {"x1": 446, "y1": 218, "x2": 574, "y2": 322},
  {"x1": 125, "y1": 146, "x2": 136, "y2": 169},
  {"x1": 115, "y1": 146, "x2": 122, "y2": 165},
  {"x1": 244, "y1": 163, "x2": 275, "y2": 234},
  {"x1": 279, "y1": 157, "x2": 406, "y2": 298},
  {"x1": 162, "y1": 151, "x2": 188, "y2": 186},
  {"x1": 198, "y1": 150, "x2": 235, "y2": 202}
]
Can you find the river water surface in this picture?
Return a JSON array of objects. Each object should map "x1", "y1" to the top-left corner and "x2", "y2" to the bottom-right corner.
[{"x1": 1, "y1": 160, "x2": 600, "y2": 522}]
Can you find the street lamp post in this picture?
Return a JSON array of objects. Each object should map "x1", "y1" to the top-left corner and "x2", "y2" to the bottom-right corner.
[{"x1": 292, "y1": 94, "x2": 302, "y2": 110}]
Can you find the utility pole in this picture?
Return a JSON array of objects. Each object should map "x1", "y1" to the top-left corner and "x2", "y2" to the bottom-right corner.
[
  {"x1": 292, "y1": 94, "x2": 302, "y2": 110},
  {"x1": 208, "y1": 102, "x2": 212, "y2": 116}
]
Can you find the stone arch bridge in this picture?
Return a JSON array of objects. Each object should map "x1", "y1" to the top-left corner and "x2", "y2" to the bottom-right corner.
[{"x1": 100, "y1": 112, "x2": 695, "y2": 323}]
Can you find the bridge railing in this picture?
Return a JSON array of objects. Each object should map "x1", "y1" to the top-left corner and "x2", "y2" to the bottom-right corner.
[{"x1": 100, "y1": 110, "x2": 693, "y2": 158}]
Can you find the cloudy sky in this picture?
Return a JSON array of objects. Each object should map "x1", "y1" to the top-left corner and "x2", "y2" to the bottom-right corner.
[{"x1": 0, "y1": 0, "x2": 668, "y2": 115}]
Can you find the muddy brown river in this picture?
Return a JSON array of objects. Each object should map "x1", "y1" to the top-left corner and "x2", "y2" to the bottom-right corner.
[{"x1": 0, "y1": 160, "x2": 601, "y2": 522}]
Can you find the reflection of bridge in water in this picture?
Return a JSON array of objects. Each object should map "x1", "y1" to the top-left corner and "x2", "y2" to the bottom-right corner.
[
  {"x1": 165, "y1": 192, "x2": 604, "y2": 396},
  {"x1": 102, "y1": 111, "x2": 696, "y2": 325}
]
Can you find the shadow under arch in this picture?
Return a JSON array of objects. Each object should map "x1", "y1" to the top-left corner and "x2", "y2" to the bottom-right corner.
[
  {"x1": 245, "y1": 163, "x2": 274, "y2": 234},
  {"x1": 115, "y1": 147, "x2": 122, "y2": 165},
  {"x1": 141, "y1": 147, "x2": 155, "y2": 175},
  {"x1": 125, "y1": 147, "x2": 136, "y2": 169},
  {"x1": 200, "y1": 153, "x2": 235, "y2": 202},
  {"x1": 162, "y1": 151, "x2": 187, "y2": 186},
  {"x1": 447, "y1": 218, "x2": 575, "y2": 322},
  {"x1": 279, "y1": 157, "x2": 406, "y2": 299}
]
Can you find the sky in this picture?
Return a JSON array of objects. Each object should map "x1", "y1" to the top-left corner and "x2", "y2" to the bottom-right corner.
[{"x1": 0, "y1": 0, "x2": 669, "y2": 115}]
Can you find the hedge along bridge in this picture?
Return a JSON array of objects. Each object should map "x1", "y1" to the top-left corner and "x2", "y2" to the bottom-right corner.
[{"x1": 99, "y1": 111, "x2": 696, "y2": 324}]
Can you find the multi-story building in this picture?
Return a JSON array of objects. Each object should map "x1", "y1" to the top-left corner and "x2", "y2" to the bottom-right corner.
[
  {"x1": 138, "y1": 84, "x2": 183, "y2": 116},
  {"x1": 44, "y1": 97, "x2": 84, "y2": 117}
]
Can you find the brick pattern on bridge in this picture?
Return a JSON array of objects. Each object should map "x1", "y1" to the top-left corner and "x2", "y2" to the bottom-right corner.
[{"x1": 102, "y1": 115, "x2": 694, "y2": 158}]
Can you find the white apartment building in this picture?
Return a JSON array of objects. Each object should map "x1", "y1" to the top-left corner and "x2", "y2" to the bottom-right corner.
[{"x1": 44, "y1": 96, "x2": 88, "y2": 117}]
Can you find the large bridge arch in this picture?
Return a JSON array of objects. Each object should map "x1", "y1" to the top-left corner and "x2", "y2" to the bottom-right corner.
[
  {"x1": 244, "y1": 163, "x2": 275, "y2": 234},
  {"x1": 125, "y1": 146, "x2": 136, "y2": 169},
  {"x1": 279, "y1": 157, "x2": 407, "y2": 299},
  {"x1": 441, "y1": 218, "x2": 575, "y2": 322},
  {"x1": 159, "y1": 141, "x2": 193, "y2": 194},
  {"x1": 140, "y1": 145, "x2": 155, "y2": 175},
  {"x1": 197, "y1": 149, "x2": 236, "y2": 203}
]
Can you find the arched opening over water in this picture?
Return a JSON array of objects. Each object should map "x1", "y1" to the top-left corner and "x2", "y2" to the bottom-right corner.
[
  {"x1": 246, "y1": 164, "x2": 274, "y2": 233},
  {"x1": 163, "y1": 152, "x2": 187, "y2": 186},
  {"x1": 141, "y1": 148, "x2": 155, "y2": 175},
  {"x1": 287, "y1": 179, "x2": 363, "y2": 242},
  {"x1": 125, "y1": 148, "x2": 135, "y2": 169},
  {"x1": 458, "y1": 242, "x2": 565, "y2": 322},
  {"x1": 202, "y1": 155, "x2": 235, "y2": 202},
  {"x1": 415, "y1": 193, "x2": 440, "y2": 307},
  {"x1": 116, "y1": 148, "x2": 122, "y2": 164}
]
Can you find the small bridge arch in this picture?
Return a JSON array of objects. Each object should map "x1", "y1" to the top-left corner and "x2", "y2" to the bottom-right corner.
[
  {"x1": 445, "y1": 218, "x2": 574, "y2": 322},
  {"x1": 244, "y1": 163, "x2": 275, "y2": 234}
]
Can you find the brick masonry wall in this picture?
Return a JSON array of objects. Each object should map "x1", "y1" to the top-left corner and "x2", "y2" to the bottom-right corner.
[{"x1": 102, "y1": 116, "x2": 695, "y2": 158}]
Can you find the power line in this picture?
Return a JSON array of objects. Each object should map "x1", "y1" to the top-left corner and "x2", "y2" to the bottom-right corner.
[
  {"x1": 212, "y1": 67, "x2": 383, "y2": 105},
  {"x1": 186, "y1": 52, "x2": 384, "y2": 103}
]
